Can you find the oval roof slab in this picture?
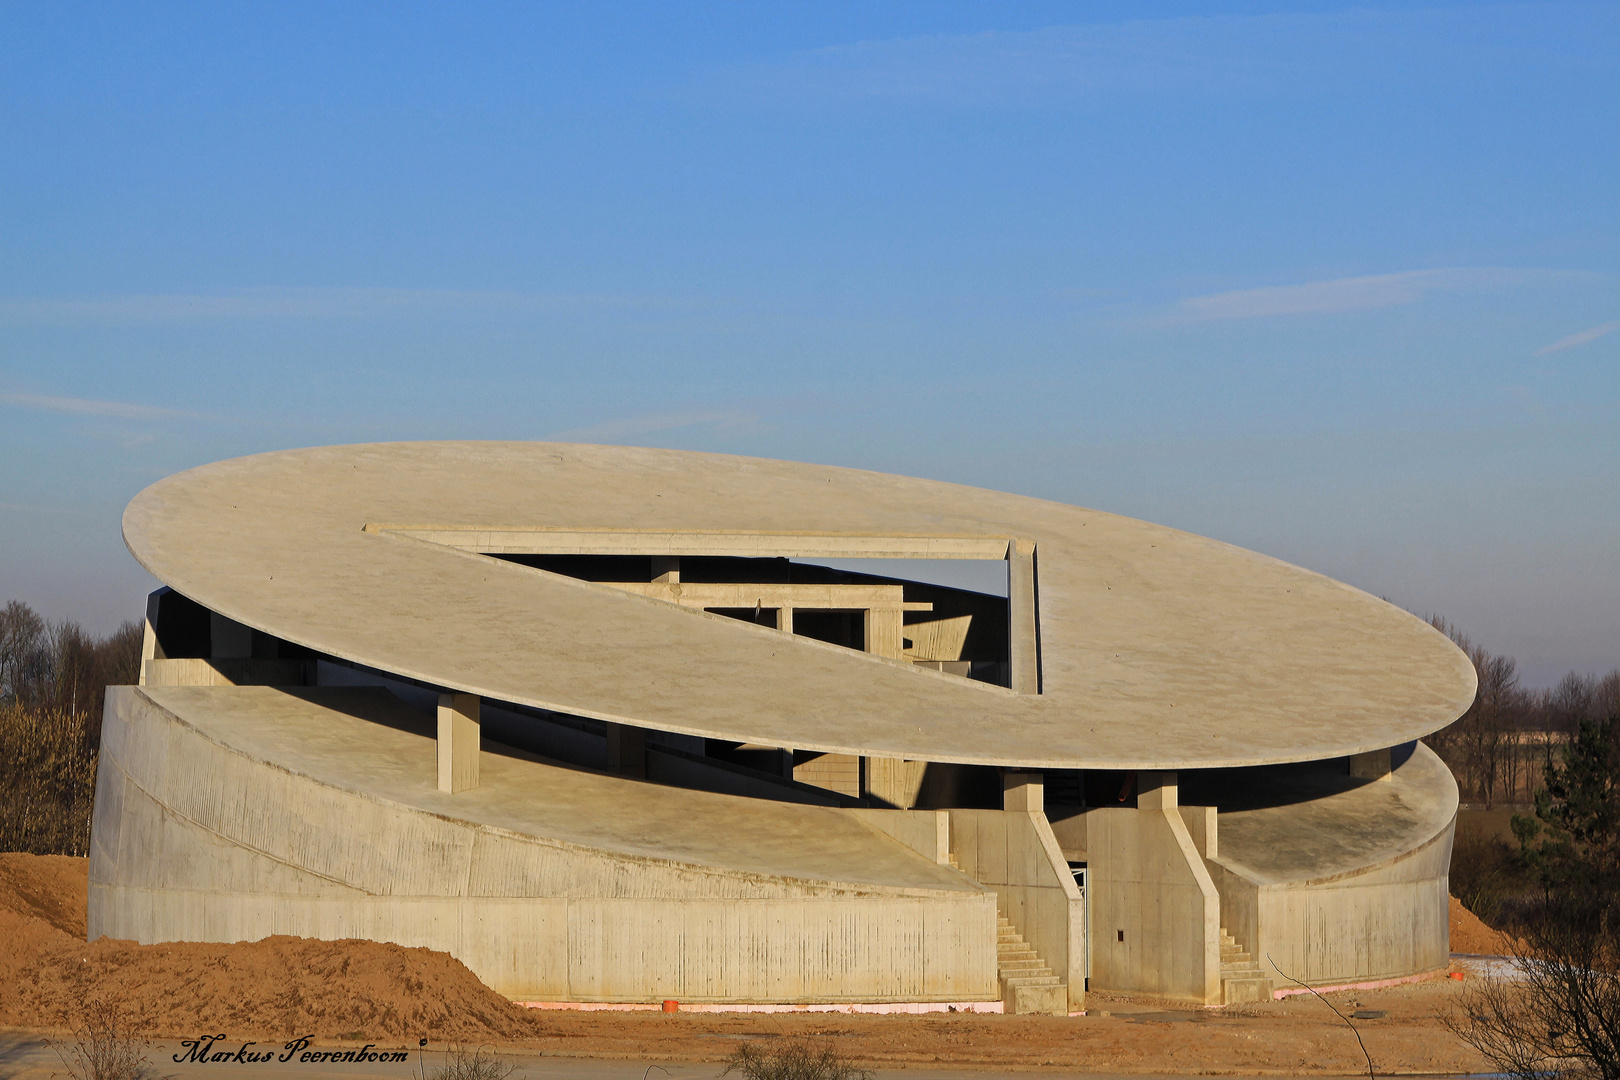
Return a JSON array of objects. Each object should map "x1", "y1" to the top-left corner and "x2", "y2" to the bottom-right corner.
[{"x1": 122, "y1": 442, "x2": 1475, "y2": 769}]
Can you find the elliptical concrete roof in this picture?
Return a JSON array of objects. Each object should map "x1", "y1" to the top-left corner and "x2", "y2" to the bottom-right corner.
[{"x1": 122, "y1": 442, "x2": 1475, "y2": 769}]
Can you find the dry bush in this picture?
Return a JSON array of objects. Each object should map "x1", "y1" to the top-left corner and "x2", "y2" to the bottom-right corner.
[
  {"x1": 0, "y1": 599, "x2": 142, "y2": 856},
  {"x1": 1444, "y1": 922, "x2": 1620, "y2": 1080},
  {"x1": 50, "y1": 1001, "x2": 152, "y2": 1080},
  {"x1": 721, "y1": 1039, "x2": 872, "y2": 1080},
  {"x1": 427, "y1": 1046, "x2": 519, "y2": 1080},
  {"x1": 0, "y1": 701, "x2": 98, "y2": 855},
  {"x1": 1451, "y1": 829, "x2": 1535, "y2": 929}
]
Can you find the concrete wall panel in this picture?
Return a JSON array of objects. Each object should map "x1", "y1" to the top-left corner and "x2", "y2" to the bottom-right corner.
[
  {"x1": 947, "y1": 809, "x2": 1083, "y2": 1010},
  {"x1": 90, "y1": 686, "x2": 999, "y2": 1004},
  {"x1": 1239, "y1": 821, "x2": 1454, "y2": 987},
  {"x1": 1085, "y1": 807, "x2": 1220, "y2": 1004}
]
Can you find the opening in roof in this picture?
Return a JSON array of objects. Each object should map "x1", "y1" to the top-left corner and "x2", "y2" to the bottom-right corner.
[
  {"x1": 489, "y1": 553, "x2": 1015, "y2": 689},
  {"x1": 361, "y1": 525, "x2": 1041, "y2": 694}
]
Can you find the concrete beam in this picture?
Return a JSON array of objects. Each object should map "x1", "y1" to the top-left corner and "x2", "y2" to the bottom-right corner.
[
  {"x1": 1007, "y1": 539, "x2": 1040, "y2": 694},
  {"x1": 437, "y1": 693, "x2": 481, "y2": 793},
  {"x1": 1003, "y1": 771, "x2": 1044, "y2": 813},
  {"x1": 605, "y1": 581, "x2": 931, "y2": 614}
]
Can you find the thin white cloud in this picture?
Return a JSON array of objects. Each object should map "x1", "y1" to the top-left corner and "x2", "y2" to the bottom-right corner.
[
  {"x1": 1534, "y1": 320, "x2": 1620, "y2": 357},
  {"x1": 549, "y1": 409, "x2": 762, "y2": 443},
  {"x1": 1172, "y1": 268, "x2": 1537, "y2": 322},
  {"x1": 0, "y1": 287, "x2": 687, "y2": 325},
  {"x1": 712, "y1": 6, "x2": 1603, "y2": 108},
  {"x1": 0, "y1": 392, "x2": 200, "y2": 420}
]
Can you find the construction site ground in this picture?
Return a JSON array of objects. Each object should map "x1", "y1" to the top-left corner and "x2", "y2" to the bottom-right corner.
[{"x1": 1, "y1": 853, "x2": 1508, "y2": 1077}]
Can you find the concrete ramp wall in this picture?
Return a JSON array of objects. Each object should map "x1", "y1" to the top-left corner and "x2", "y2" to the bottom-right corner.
[
  {"x1": 89, "y1": 685, "x2": 999, "y2": 1004},
  {"x1": 1210, "y1": 820, "x2": 1454, "y2": 988},
  {"x1": 1203, "y1": 742, "x2": 1459, "y2": 988}
]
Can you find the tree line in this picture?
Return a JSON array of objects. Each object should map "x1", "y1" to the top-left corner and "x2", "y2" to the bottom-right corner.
[
  {"x1": 1448, "y1": 707, "x2": 1620, "y2": 1080},
  {"x1": 1423, "y1": 616, "x2": 1620, "y2": 808},
  {"x1": 0, "y1": 599, "x2": 141, "y2": 855}
]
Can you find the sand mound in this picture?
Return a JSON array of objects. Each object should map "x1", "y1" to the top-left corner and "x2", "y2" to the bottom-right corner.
[
  {"x1": 0, "y1": 853, "x2": 546, "y2": 1042},
  {"x1": 0, "y1": 852, "x2": 87, "y2": 937},
  {"x1": 1450, "y1": 894, "x2": 1523, "y2": 955}
]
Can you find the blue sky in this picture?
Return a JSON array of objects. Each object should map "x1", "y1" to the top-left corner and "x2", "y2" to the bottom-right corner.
[{"x1": 1, "y1": 1, "x2": 1615, "y2": 686}]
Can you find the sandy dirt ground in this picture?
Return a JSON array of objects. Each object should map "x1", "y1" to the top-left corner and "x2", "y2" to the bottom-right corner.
[{"x1": 1, "y1": 853, "x2": 1507, "y2": 1075}]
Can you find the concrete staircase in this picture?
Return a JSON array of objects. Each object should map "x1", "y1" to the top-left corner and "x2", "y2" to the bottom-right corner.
[
  {"x1": 1219, "y1": 928, "x2": 1274, "y2": 1004},
  {"x1": 996, "y1": 913, "x2": 1066, "y2": 1015}
]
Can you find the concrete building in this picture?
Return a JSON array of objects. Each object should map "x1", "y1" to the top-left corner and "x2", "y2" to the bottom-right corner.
[{"x1": 91, "y1": 442, "x2": 1475, "y2": 1014}]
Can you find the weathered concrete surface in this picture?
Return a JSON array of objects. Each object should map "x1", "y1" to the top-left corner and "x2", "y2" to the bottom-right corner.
[
  {"x1": 1083, "y1": 804, "x2": 1222, "y2": 1005},
  {"x1": 121, "y1": 442, "x2": 1476, "y2": 769},
  {"x1": 947, "y1": 809, "x2": 1084, "y2": 1013},
  {"x1": 1203, "y1": 743, "x2": 1458, "y2": 988},
  {"x1": 1049, "y1": 745, "x2": 1456, "y2": 996},
  {"x1": 1197, "y1": 742, "x2": 1458, "y2": 885},
  {"x1": 89, "y1": 685, "x2": 999, "y2": 1003}
]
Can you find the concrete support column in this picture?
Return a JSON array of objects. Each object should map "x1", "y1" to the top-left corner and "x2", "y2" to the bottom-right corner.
[
  {"x1": 138, "y1": 588, "x2": 167, "y2": 685},
  {"x1": 1349, "y1": 747, "x2": 1393, "y2": 781},
  {"x1": 651, "y1": 556, "x2": 680, "y2": 584},
  {"x1": 1008, "y1": 539, "x2": 1040, "y2": 694},
  {"x1": 775, "y1": 606, "x2": 794, "y2": 634},
  {"x1": 1003, "y1": 770, "x2": 1044, "y2": 813},
  {"x1": 864, "y1": 607, "x2": 904, "y2": 659},
  {"x1": 867, "y1": 757, "x2": 928, "y2": 808},
  {"x1": 1137, "y1": 770, "x2": 1178, "y2": 810},
  {"x1": 605, "y1": 722, "x2": 647, "y2": 779},
  {"x1": 1178, "y1": 805, "x2": 1218, "y2": 858},
  {"x1": 437, "y1": 693, "x2": 481, "y2": 793}
]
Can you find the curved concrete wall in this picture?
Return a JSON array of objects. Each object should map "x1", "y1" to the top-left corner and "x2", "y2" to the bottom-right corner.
[
  {"x1": 1204, "y1": 743, "x2": 1458, "y2": 987},
  {"x1": 89, "y1": 686, "x2": 998, "y2": 1003},
  {"x1": 1207, "y1": 819, "x2": 1454, "y2": 987}
]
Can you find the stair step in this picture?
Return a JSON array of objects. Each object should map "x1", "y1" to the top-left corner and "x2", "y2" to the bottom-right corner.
[
  {"x1": 994, "y1": 910, "x2": 1067, "y2": 1011},
  {"x1": 1003, "y1": 975, "x2": 1061, "y2": 988},
  {"x1": 1222, "y1": 975, "x2": 1274, "y2": 1005}
]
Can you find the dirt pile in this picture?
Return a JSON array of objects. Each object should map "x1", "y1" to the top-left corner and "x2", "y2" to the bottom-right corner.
[
  {"x1": 1450, "y1": 894, "x2": 1524, "y2": 955},
  {"x1": 0, "y1": 853, "x2": 545, "y2": 1042},
  {"x1": 0, "y1": 853, "x2": 1502, "y2": 1074},
  {"x1": 0, "y1": 852, "x2": 85, "y2": 936}
]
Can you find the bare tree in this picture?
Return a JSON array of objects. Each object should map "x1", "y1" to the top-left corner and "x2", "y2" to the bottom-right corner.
[
  {"x1": 0, "y1": 600, "x2": 144, "y2": 854},
  {"x1": 0, "y1": 599, "x2": 46, "y2": 703},
  {"x1": 1448, "y1": 716, "x2": 1620, "y2": 1080}
]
